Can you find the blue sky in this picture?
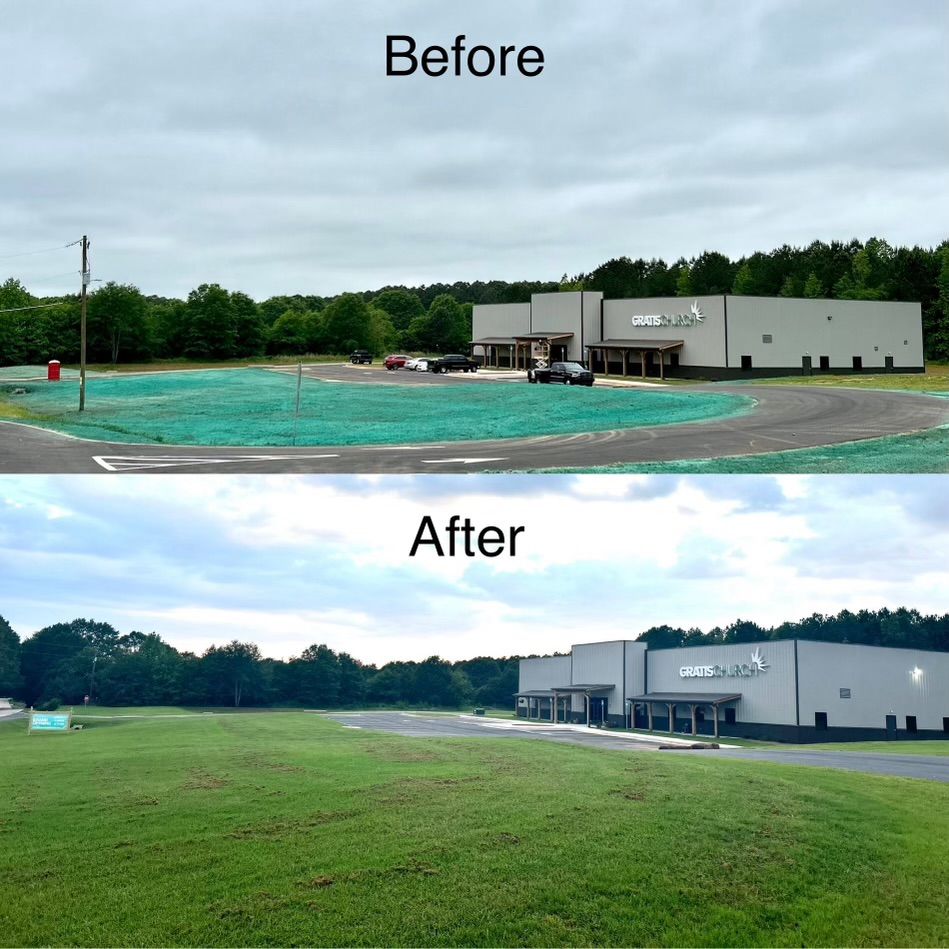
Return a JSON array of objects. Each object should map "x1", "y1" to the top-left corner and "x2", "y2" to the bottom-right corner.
[
  {"x1": 1, "y1": 1, "x2": 946, "y2": 299},
  {"x1": 1, "y1": 474, "x2": 946, "y2": 664}
]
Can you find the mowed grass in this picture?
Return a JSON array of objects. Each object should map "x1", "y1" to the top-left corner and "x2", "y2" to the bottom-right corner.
[
  {"x1": 1, "y1": 712, "x2": 948, "y2": 947},
  {"x1": 750, "y1": 362, "x2": 949, "y2": 393},
  {"x1": 0, "y1": 368, "x2": 750, "y2": 447},
  {"x1": 785, "y1": 740, "x2": 949, "y2": 756}
]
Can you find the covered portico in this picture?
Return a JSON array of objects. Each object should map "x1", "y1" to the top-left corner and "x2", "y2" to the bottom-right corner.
[
  {"x1": 471, "y1": 337, "x2": 517, "y2": 369},
  {"x1": 515, "y1": 684, "x2": 614, "y2": 724},
  {"x1": 512, "y1": 332, "x2": 574, "y2": 369},
  {"x1": 628, "y1": 691, "x2": 741, "y2": 738},
  {"x1": 588, "y1": 339, "x2": 684, "y2": 380}
]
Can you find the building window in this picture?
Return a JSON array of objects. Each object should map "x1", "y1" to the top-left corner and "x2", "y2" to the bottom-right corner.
[
  {"x1": 819, "y1": 356, "x2": 830, "y2": 371},
  {"x1": 839, "y1": 688, "x2": 851, "y2": 699},
  {"x1": 724, "y1": 707, "x2": 736, "y2": 724},
  {"x1": 906, "y1": 716, "x2": 918, "y2": 733},
  {"x1": 741, "y1": 355, "x2": 753, "y2": 371},
  {"x1": 670, "y1": 353, "x2": 679, "y2": 368},
  {"x1": 815, "y1": 712, "x2": 828, "y2": 730},
  {"x1": 852, "y1": 356, "x2": 863, "y2": 371},
  {"x1": 762, "y1": 334, "x2": 773, "y2": 344}
]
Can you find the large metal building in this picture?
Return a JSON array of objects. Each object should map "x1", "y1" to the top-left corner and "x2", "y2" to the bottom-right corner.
[
  {"x1": 517, "y1": 639, "x2": 949, "y2": 742},
  {"x1": 472, "y1": 291, "x2": 924, "y2": 379}
]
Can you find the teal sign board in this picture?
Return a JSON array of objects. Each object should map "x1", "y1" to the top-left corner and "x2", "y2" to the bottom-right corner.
[{"x1": 29, "y1": 712, "x2": 72, "y2": 733}]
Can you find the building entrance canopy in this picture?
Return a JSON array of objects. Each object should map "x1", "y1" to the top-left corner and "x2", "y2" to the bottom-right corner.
[{"x1": 629, "y1": 691, "x2": 741, "y2": 738}]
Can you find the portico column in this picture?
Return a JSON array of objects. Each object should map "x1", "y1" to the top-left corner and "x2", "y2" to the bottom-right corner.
[
  {"x1": 659, "y1": 353, "x2": 665, "y2": 381},
  {"x1": 647, "y1": 703, "x2": 654, "y2": 731},
  {"x1": 585, "y1": 694, "x2": 590, "y2": 726},
  {"x1": 713, "y1": 704, "x2": 719, "y2": 739},
  {"x1": 622, "y1": 350, "x2": 628, "y2": 377},
  {"x1": 641, "y1": 351, "x2": 647, "y2": 379},
  {"x1": 668, "y1": 703, "x2": 675, "y2": 734},
  {"x1": 691, "y1": 704, "x2": 697, "y2": 736},
  {"x1": 551, "y1": 691, "x2": 557, "y2": 723}
]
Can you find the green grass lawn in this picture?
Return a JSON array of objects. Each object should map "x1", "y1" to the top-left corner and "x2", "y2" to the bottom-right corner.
[
  {"x1": 1, "y1": 711, "x2": 947, "y2": 947},
  {"x1": 747, "y1": 362, "x2": 949, "y2": 393},
  {"x1": 0, "y1": 367, "x2": 750, "y2": 447}
]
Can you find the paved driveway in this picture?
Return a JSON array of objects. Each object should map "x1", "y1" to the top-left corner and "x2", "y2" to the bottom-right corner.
[{"x1": 326, "y1": 712, "x2": 949, "y2": 783}]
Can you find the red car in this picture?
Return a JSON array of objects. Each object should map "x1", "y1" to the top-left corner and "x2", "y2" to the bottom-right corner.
[{"x1": 384, "y1": 354, "x2": 410, "y2": 370}]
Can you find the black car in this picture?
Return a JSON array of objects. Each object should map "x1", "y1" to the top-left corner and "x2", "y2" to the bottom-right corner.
[
  {"x1": 529, "y1": 361, "x2": 594, "y2": 386},
  {"x1": 430, "y1": 354, "x2": 479, "y2": 373},
  {"x1": 350, "y1": 350, "x2": 373, "y2": 364}
]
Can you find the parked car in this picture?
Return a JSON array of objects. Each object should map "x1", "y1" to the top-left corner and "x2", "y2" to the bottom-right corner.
[
  {"x1": 384, "y1": 354, "x2": 410, "y2": 370},
  {"x1": 430, "y1": 354, "x2": 479, "y2": 374},
  {"x1": 528, "y1": 361, "x2": 594, "y2": 386},
  {"x1": 404, "y1": 357, "x2": 431, "y2": 372},
  {"x1": 350, "y1": 350, "x2": 373, "y2": 364}
]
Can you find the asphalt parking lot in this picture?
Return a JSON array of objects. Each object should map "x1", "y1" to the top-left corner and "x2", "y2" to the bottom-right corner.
[
  {"x1": 2, "y1": 375, "x2": 946, "y2": 473},
  {"x1": 325, "y1": 711, "x2": 949, "y2": 783}
]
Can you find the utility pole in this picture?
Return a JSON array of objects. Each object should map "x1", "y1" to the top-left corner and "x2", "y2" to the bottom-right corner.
[
  {"x1": 89, "y1": 655, "x2": 97, "y2": 703},
  {"x1": 79, "y1": 235, "x2": 89, "y2": 411}
]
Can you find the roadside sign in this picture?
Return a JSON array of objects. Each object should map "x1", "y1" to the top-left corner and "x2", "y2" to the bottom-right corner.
[{"x1": 28, "y1": 711, "x2": 72, "y2": 733}]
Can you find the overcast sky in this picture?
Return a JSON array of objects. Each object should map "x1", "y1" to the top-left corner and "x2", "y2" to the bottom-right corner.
[
  {"x1": 2, "y1": 1, "x2": 947, "y2": 300},
  {"x1": 2, "y1": 474, "x2": 947, "y2": 664}
]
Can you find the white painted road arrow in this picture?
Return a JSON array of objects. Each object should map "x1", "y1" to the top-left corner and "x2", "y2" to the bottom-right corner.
[{"x1": 93, "y1": 454, "x2": 340, "y2": 472}]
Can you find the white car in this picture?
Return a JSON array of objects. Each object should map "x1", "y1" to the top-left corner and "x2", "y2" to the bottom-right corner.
[{"x1": 407, "y1": 358, "x2": 432, "y2": 372}]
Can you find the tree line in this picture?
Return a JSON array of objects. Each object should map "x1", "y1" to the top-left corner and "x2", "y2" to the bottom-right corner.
[
  {"x1": 0, "y1": 616, "x2": 518, "y2": 711},
  {"x1": 1, "y1": 606, "x2": 947, "y2": 710},
  {"x1": 1, "y1": 236, "x2": 947, "y2": 367}
]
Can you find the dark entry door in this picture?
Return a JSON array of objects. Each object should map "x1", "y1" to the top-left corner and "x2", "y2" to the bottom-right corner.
[
  {"x1": 885, "y1": 355, "x2": 894, "y2": 372},
  {"x1": 802, "y1": 355, "x2": 812, "y2": 375},
  {"x1": 885, "y1": 714, "x2": 897, "y2": 739},
  {"x1": 590, "y1": 697, "x2": 607, "y2": 724}
]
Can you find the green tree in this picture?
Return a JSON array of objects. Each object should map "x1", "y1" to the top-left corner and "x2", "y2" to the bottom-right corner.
[
  {"x1": 0, "y1": 615, "x2": 22, "y2": 697},
  {"x1": 322, "y1": 293, "x2": 371, "y2": 353},
  {"x1": 267, "y1": 309, "x2": 313, "y2": 354},
  {"x1": 201, "y1": 641, "x2": 263, "y2": 706},
  {"x1": 184, "y1": 284, "x2": 236, "y2": 359},
  {"x1": 802, "y1": 272, "x2": 823, "y2": 298},
  {"x1": 425, "y1": 294, "x2": 470, "y2": 352},
  {"x1": 732, "y1": 262, "x2": 755, "y2": 295},
  {"x1": 231, "y1": 291, "x2": 266, "y2": 357},
  {"x1": 370, "y1": 289, "x2": 425, "y2": 332},
  {"x1": 87, "y1": 281, "x2": 149, "y2": 363}
]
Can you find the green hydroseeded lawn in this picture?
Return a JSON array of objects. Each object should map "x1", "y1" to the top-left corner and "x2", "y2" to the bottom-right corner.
[
  {"x1": 534, "y1": 423, "x2": 949, "y2": 474},
  {"x1": 1, "y1": 711, "x2": 947, "y2": 947},
  {"x1": 0, "y1": 368, "x2": 749, "y2": 446}
]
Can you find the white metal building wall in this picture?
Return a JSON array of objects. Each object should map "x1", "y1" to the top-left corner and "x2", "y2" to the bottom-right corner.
[
  {"x1": 796, "y1": 640, "x2": 949, "y2": 731},
  {"x1": 646, "y1": 640, "x2": 798, "y2": 726}
]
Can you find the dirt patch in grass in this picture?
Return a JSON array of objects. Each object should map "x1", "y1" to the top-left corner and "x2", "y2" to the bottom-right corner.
[
  {"x1": 182, "y1": 769, "x2": 230, "y2": 790},
  {"x1": 227, "y1": 810, "x2": 355, "y2": 840}
]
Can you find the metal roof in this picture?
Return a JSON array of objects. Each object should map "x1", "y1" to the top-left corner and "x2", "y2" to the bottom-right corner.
[
  {"x1": 628, "y1": 692, "x2": 741, "y2": 705},
  {"x1": 590, "y1": 339, "x2": 685, "y2": 351},
  {"x1": 472, "y1": 337, "x2": 517, "y2": 345},
  {"x1": 514, "y1": 332, "x2": 575, "y2": 340},
  {"x1": 550, "y1": 683, "x2": 616, "y2": 692}
]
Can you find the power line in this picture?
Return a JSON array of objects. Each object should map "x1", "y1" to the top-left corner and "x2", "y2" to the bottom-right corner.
[
  {"x1": 0, "y1": 302, "x2": 70, "y2": 314},
  {"x1": 0, "y1": 240, "x2": 80, "y2": 262}
]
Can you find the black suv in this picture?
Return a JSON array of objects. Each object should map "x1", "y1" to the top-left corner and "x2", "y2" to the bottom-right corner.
[
  {"x1": 528, "y1": 361, "x2": 594, "y2": 386},
  {"x1": 350, "y1": 350, "x2": 373, "y2": 364},
  {"x1": 430, "y1": 354, "x2": 479, "y2": 374}
]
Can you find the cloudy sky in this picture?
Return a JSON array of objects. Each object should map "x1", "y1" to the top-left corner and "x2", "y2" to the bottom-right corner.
[
  {"x1": 2, "y1": 1, "x2": 946, "y2": 300},
  {"x1": 1, "y1": 474, "x2": 947, "y2": 664}
]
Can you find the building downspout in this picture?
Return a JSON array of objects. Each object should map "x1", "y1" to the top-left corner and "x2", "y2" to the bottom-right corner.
[
  {"x1": 794, "y1": 638, "x2": 801, "y2": 742},
  {"x1": 723, "y1": 294, "x2": 729, "y2": 369}
]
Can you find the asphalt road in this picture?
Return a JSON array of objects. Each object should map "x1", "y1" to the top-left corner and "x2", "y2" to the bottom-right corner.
[
  {"x1": 326, "y1": 711, "x2": 949, "y2": 783},
  {"x1": 1, "y1": 373, "x2": 946, "y2": 473}
]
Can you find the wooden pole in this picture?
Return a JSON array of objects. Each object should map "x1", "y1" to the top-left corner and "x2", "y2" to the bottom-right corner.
[{"x1": 79, "y1": 235, "x2": 88, "y2": 411}]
